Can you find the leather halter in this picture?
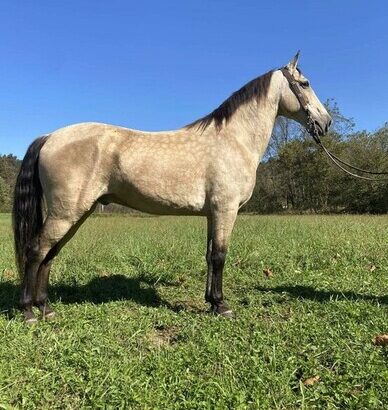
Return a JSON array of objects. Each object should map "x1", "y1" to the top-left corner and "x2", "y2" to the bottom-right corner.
[
  {"x1": 280, "y1": 67, "x2": 388, "y2": 181},
  {"x1": 280, "y1": 67, "x2": 321, "y2": 144},
  {"x1": 280, "y1": 67, "x2": 309, "y2": 111}
]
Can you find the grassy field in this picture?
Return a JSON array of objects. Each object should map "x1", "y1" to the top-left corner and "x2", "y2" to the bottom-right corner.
[{"x1": 0, "y1": 213, "x2": 387, "y2": 409}]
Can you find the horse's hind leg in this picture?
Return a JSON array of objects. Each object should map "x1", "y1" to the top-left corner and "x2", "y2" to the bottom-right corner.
[
  {"x1": 20, "y1": 217, "x2": 73, "y2": 323},
  {"x1": 20, "y1": 238, "x2": 47, "y2": 324},
  {"x1": 34, "y1": 207, "x2": 96, "y2": 320}
]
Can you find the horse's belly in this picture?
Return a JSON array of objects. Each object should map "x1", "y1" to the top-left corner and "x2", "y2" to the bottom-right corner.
[
  {"x1": 114, "y1": 142, "x2": 210, "y2": 215},
  {"x1": 113, "y1": 177, "x2": 207, "y2": 215}
]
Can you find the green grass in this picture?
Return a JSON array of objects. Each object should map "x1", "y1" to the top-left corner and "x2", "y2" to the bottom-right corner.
[{"x1": 0, "y1": 214, "x2": 387, "y2": 409}]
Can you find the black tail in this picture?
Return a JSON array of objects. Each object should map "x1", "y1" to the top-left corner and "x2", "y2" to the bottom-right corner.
[{"x1": 12, "y1": 136, "x2": 49, "y2": 276}]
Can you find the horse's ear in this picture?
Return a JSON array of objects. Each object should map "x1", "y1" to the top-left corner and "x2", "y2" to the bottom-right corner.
[{"x1": 286, "y1": 51, "x2": 300, "y2": 74}]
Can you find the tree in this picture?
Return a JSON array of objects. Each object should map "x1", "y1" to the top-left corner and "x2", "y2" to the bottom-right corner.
[
  {"x1": 0, "y1": 154, "x2": 20, "y2": 212},
  {"x1": 0, "y1": 175, "x2": 11, "y2": 211}
]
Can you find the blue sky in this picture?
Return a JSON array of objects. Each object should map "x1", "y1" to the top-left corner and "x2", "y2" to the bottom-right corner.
[{"x1": 0, "y1": 1, "x2": 387, "y2": 157}]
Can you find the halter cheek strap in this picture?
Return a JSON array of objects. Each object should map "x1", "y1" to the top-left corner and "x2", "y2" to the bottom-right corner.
[{"x1": 280, "y1": 67, "x2": 309, "y2": 110}]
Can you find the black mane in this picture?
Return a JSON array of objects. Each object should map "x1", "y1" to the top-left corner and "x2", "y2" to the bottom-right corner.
[{"x1": 187, "y1": 70, "x2": 274, "y2": 131}]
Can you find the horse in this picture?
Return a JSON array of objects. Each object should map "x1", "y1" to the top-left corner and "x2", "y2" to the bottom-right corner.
[{"x1": 13, "y1": 52, "x2": 331, "y2": 323}]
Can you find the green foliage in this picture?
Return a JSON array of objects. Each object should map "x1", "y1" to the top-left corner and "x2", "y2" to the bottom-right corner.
[
  {"x1": 0, "y1": 176, "x2": 10, "y2": 211},
  {"x1": 0, "y1": 214, "x2": 387, "y2": 409},
  {"x1": 0, "y1": 154, "x2": 20, "y2": 212}
]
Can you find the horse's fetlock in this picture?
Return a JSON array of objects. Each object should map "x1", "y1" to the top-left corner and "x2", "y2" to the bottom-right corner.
[{"x1": 26, "y1": 242, "x2": 40, "y2": 259}]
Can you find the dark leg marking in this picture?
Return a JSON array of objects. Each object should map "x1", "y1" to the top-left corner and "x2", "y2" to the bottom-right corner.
[
  {"x1": 35, "y1": 259, "x2": 55, "y2": 320},
  {"x1": 205, "y1": 216, "x2": 213, "y2": 303},
  {"x1": 19, "y1": 240, "x2": 42, "y2": 324},
  {"x1": 34, "y1": 241, "x2": 61, "y2": 320},
  {"x1": 209, "y1": 247, "x2": 234, "y2": 318}
]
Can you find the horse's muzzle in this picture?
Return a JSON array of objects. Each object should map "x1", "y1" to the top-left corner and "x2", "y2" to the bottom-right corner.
[{"x1": 314, "y1": 117, "x2": 332, "y2": 137}]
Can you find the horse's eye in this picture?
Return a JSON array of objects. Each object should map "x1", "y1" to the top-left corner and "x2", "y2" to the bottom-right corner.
[{"x1": 300, "y1": 81, "x2": 310, "y2": 89}]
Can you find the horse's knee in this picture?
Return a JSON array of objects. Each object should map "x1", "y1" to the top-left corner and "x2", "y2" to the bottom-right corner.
[{"x1": 211, "y1": 248, "x2": 226, "y2": 269}]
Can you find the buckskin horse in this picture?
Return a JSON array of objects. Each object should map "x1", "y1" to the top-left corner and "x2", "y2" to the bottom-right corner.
[{"x1": 13, "y1": 52, "x2": 331, "y2": 323}]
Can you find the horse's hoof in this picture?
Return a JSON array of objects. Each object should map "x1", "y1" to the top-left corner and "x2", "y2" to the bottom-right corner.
[
  {"x1": 23, "y1": 310, "x2": 38, "y2": 325},
  {"x1": 42, "y1": 310, "x2": 56, "y2": 321},
  {"x1": 219, "y1": 309, "x2": 235, "y2": 319},
  {"x1": 38, "y1": 304, "x2": 56, "y2": 321},
  {"x1": 211, "y1": 304, "x2": 235, "y2": 319},
  {"x1": 25, "y1": 317, "x2": 38, "y2": 325}
]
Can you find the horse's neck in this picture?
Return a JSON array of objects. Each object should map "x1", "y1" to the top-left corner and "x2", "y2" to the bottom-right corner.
[{"x1": 226, "y1": 75, "x2": 281, "y2": 163}]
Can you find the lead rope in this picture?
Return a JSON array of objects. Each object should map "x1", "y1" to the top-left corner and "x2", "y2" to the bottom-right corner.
[{"x1": 307, "y1": 111, "x2": 388, "y2": 182}]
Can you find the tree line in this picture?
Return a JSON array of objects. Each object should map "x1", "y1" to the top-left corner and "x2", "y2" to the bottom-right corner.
[{"x1": 1, "y1": 102, "x2": 387, "y2": 214}]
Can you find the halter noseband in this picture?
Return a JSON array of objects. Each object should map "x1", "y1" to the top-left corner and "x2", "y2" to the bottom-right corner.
[{"x1": 280, "y1": 67, "x2": 388, "y2": 181}]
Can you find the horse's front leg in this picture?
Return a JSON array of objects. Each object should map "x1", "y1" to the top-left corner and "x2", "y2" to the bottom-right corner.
[
  {"x1": 206, "y1": 208, "x2": 237, "y2": 318},
  {"x1": 205, "y1": 215, "x2": 213, "y2": 303}
]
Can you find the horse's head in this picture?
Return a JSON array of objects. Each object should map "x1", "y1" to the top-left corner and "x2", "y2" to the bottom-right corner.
[{"x1": 278, "y1": 52, "x2": 332, "y2": 138}]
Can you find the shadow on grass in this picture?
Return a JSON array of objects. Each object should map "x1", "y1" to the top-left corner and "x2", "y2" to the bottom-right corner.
[
  {"x1": 0, "y1": 274, "x2": 166, "y2": 318},
  {"x1": 256, "y1": 285, "x2": 388, "y2": 305}
]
